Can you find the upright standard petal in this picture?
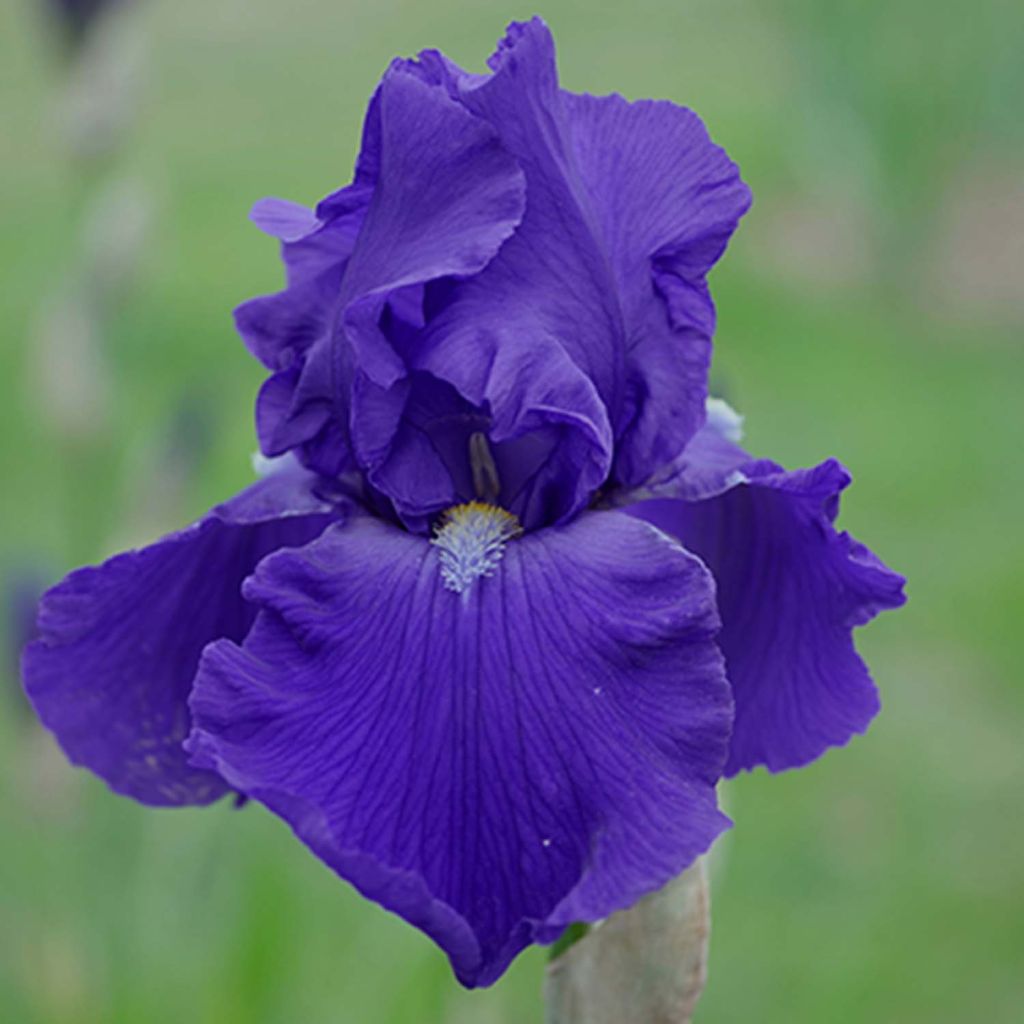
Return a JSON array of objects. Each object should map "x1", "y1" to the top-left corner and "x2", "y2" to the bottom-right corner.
[
  {"x1": 624, "y1": 421, "x2": 906, "y2": 774},
  {"x1": 236, "y1": 192, "x2": 368, "y2": 475},
  {"x1": 244, "y1": 64, "x2": 527, "y2": 493},
  {"x1": 413, "y1": 19, "x2": 748, "y2": 476},
  {"x1": 361, "y1": 20, "x2": 626, "y2": 528},
  {"x1": 405, "y1": 319, "x2": 614, "y2": 529},
  {"x1": 22, "y1": 468, "x2": 343, "y2": 805},
  {"x1": 433, "y1": 19, "x2": 628, "y2": 418},
  {"x1": 188, "y1": 511, "x2": 732, "y2": 986},
  {"x1": 564, "y1": 92, "x2": 751, "y2": 484},
  {"x1": 362, "y1": 20, "x2": 749, "y2": 521},
  {"x1": 332, "y1": 65, "x2": 529, "y2": 515},
  {"x1": 236, "y1": 21, "x2": 751, "y2": 530},
  {"x1": 340, "y1": 68, "x2": 527, "y2": 388}
]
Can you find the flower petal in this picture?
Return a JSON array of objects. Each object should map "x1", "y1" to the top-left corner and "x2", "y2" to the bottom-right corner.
[
  {"x1": 187, "y1": 510, "x2": 731, "y2": 986},
  {"x1": 340, "y1": 65, "x2": 527, "y2": 389},
  {"x1": 405, "y1": 319, "x2": 614, "y2": 528},
  {"x1": 624, "y1": 426, "x2": 905, "y2": 774},
  {"x1": 249, "y1": 197, "x2": 321, "y2": 243},
  {"x1": 235, "y1": 193, "x2": 368, "y2": 475},
  {"x1": 241, "y1": 65, "x2": 527, "y2": 486},
  {"x1": 335, "y1": 65, "x2": 527, "y2": 503},
  {"x1": 21, "y1": 468, "x2": 343, "y2": 806},
  {"x1": 364, "y1": 20, "x2": 750, "y2": 522},
  {"x1": 440, "y1": 20, "x2": 629, "y2": 419},
  {"x1": 236, "y1": 198, "x2": 365, "y2": 373},
  {"x1": 362, "y1": 20, "x2": 624, "y2": 527},
  {"x1": 564, "y1": 92, "x2": 751, "y2": 484}
]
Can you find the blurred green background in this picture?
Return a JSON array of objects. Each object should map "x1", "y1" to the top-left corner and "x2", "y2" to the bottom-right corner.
[{"x1": 2, "y1": 0, "x2": 1022, "y2": 1021}]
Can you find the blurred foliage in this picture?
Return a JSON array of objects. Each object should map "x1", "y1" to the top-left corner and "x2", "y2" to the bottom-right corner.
[{"x1": 1, "y1": 0, "x2": 1022, "y2": 1021}]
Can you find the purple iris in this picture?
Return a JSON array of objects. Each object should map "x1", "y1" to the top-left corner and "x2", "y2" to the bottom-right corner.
[{"x1": 22, "y1": 19, "x2": 905, "y2": 988}]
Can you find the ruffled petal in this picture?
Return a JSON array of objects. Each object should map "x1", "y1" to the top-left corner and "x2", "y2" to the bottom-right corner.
[
  {"x1": 564, "y1": 92, "x2": 751, "y2": 484},
  {"x1": 339, "y1": 67, "x2": 527, "y2": 390},
  {"x1": 235, "y1": 192, "x2": 368, "y2": 476},
  {"x1": 361, "y1": 20, "x2": 624, "y2": 526},
  {"x1": 233, "y1": 198, "x2": 361, "y2": 479},
  {"x1": 434, "y1": 20, "x2": 628, "y2": 418},
  {"x1": 249, "y1": 197, "x2": 321, "y2": 243},
  {"x1": 624, "y1": 422, "x2": 905, "y2": 774},
  {"x1": 402, "y1": 320, "x2": 614, "y2": 528},
  {"x1": 364, "y1": 20, "x2": 750, "y2": 522},
  {"x1": 241, "y1": 65, "x2": 527, "y2": 487},
  {"x1": 21, "y1": 467, "x2": 344, "y2": 805},
  {"x1": 237, "y1": 21, "x2": 750, "y2": 528},
  {"x1": 236, "y1": 197, "x2": 366, "y2": 373},
  {"x1": 187, "y1": 510, "x2": 731, "y2": 986},
  {"x1": 334, "y1": 66, "x2": 528, "y2": 507},
  {"x1": 615, "y1": 406, "x2": 753, "y2": 506}
]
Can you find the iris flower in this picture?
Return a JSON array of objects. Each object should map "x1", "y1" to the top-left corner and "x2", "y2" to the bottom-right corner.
[{"x1": 23, "y1": 19, "x2": 904, "y2": 987}]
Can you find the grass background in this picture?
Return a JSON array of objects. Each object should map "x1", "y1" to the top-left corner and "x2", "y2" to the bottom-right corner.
[{"x1": 1, "y1": 0, "x2": 1022, "y2": 1020}]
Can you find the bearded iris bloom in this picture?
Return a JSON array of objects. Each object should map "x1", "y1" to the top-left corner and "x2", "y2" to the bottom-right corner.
[{"x1": 23, "y1": 19, "x2": 904, "y2": 987}]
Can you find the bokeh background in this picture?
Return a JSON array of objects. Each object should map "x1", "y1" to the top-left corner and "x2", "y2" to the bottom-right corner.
[{"x1": 2, "y1": 0, "x2": 1022, "y2": 1021}]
